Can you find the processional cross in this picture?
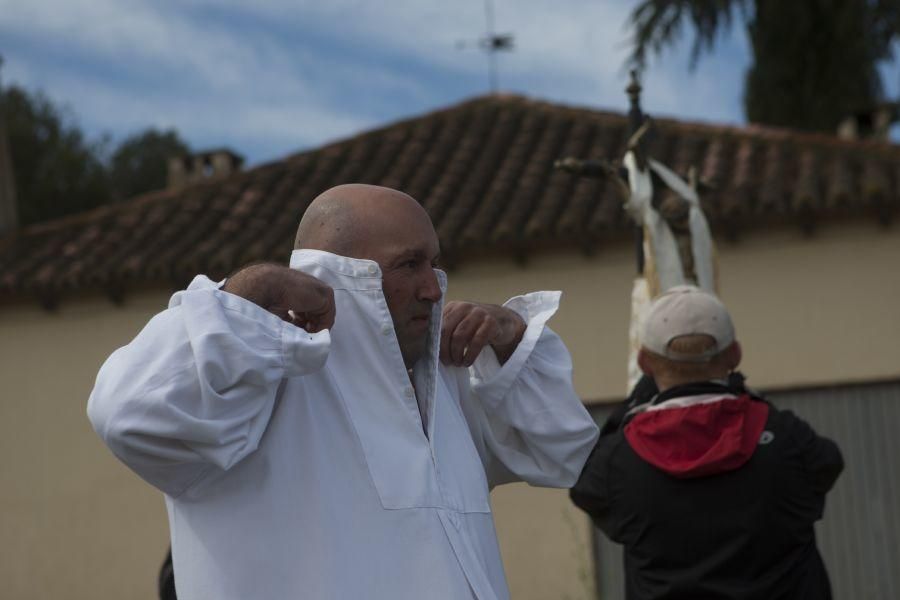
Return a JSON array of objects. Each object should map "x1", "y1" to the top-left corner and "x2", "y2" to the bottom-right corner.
[{"x1": 555, "y1": 71, "x2": 719, "y2": 391}]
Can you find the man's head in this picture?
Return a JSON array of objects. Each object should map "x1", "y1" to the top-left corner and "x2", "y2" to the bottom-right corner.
[
  {"x1": 295, "y1": 184, "x2": 442, "y2": 368},
  {"x1": 637, "y1": 286, "x2": 742, "y2": 391}
]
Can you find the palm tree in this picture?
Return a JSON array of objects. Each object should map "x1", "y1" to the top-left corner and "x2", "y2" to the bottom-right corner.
[{"x1": 628, "y1": 0, "x2": 900, "y2": 132}]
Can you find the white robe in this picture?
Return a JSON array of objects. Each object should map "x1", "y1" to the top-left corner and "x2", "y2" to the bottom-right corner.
[{"x1": 87, "y1": 249, "x2": 599, "y2": 600}]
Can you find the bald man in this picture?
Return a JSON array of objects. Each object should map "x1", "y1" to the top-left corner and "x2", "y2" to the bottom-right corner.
[{"x1": 88, "y1": 184, "x2": 599, "y2": 600}]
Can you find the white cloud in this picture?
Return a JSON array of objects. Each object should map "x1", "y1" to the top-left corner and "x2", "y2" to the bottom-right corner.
[
  {"x1": 4, "y1": 51, "x2": 374, "y2": 154},
  {"x1": 0, "y1": 0, "x2": 750, "y2": 164}
]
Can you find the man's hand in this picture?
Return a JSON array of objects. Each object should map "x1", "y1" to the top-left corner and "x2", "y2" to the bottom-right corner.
[
  {"x1": 222, "y1": 264, "x2": 336, "y2": 333},
  {"x1": 440, "y1": 301, "x2": 527, "y2": 367}
]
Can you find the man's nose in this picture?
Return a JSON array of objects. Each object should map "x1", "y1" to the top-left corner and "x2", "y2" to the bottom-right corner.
[{"x1": 417, "y1": 268, "x2": 443, "y2": 303}]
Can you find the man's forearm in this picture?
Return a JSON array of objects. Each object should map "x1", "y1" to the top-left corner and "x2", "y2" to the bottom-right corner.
[{"x1": 490, "y1": 307, "x2": 526, "y2": 364}]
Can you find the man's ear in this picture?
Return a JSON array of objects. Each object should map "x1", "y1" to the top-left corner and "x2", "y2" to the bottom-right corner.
[
  {"x1": 637, "y1": 348, "x2": 654, "y2": 376},
  {"x1": 724, "y1": 341, "x2": 742, "y2": 370}
]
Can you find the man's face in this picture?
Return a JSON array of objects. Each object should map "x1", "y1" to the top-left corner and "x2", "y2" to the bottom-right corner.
[
  {"x1": 354, "y1": 199, "x2": 442, "y2": 368},
  {"x1": 378, "y1": 241, "x2": 442, "y2": 368}
]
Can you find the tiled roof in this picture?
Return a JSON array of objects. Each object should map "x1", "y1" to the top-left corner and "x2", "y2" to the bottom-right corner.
[{"x1": 1, "y1": 93, "x2": 898, "y2": 306}]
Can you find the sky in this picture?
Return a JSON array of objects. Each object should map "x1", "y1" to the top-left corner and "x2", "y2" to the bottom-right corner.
[{"x1": 0, "y1": 0, "x2": 829, "y2": 167}]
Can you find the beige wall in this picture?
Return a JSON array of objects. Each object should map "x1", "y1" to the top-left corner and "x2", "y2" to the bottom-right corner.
[
  {"x1": 1, "y1": 221, "x2": 898, "y2": 599},
  {"x1": 449, "y1": 221, "x2": 900, "y2": 400},
  {"x1": 0, "y1": 291, "x2": 171, "y2": 599},
  {"x1": 716, "y1": 224, "x2": 900, "y2": 391}
]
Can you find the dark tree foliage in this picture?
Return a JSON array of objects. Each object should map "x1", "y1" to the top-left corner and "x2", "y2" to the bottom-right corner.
[
  {"x1": 2, "y1": 85, "x2": 111, "y2": 226},
  {"x1": 628, "y1": 0, "x2": 900, "y2": 132},
  {"x1": 1, "y1": 84, "x2": 192, "y2": 226},
  {"x1": 109, "y1": 129, "x2": 188, "y2": 202}
]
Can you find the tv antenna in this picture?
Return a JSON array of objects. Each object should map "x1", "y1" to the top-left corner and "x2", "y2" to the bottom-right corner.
[{"x1": 456, "y1": 0, "x2": 514, "y2": 94}]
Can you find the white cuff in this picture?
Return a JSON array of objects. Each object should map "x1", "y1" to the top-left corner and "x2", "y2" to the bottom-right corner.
[
  {"x1": 470, "y1": 291, "x2": 561, "y2": 406},
  {"x1": 172, "y1": 275, "x2": 330, "y2": 378}
]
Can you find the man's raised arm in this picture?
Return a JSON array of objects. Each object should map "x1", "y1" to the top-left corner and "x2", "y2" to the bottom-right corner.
[
  {"x1": 87, "y1": 265, "x2": 333, "y2": 497},
  {"x1": 443, "y1": 292, "x2": 599, "y2": 489}
]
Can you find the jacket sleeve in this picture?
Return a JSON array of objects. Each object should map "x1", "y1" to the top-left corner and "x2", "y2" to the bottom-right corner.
[
  {"x1": 457, "y1": 291, "x2": 599, "y2": 489},
  {"x1": 568, "y1": 437, "x2": 617, "y2": 536},
  {"x1": 87, "y1": 275, "x2": 330, "y2": 497},
  {"x1": 783, "y1": 410, "x2": 844, "y2": 496}
]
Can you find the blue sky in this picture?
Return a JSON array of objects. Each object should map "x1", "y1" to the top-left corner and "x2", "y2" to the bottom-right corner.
[{"x1": 0, "y1": 0, "x2": 777, "y2": 167}]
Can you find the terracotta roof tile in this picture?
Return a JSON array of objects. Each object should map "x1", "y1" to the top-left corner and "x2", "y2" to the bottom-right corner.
[
  {"x1": 1, "y1": 93, "x2": 898, "y2": 303},
  {"x1": 825, "y1": 151, "x2": 854, "y2": 209}
]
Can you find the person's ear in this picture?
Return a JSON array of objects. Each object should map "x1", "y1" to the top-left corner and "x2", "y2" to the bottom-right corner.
[
  {"x1": 725, "y1": 341, "x2": 742, "y2": 370},
  {"x1": 637, "y1": 348, "x2": 654, "y2": 375}
]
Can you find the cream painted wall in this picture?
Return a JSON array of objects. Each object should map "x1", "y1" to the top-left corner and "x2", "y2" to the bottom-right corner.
[
  {"x1": 1, "y1": 221, "x2": 898, "y2": 600},
  {"x1": 449, "y1": 221, "x2": 900, "y2": 400},
  {"x1": 0, "y1": 291, "x2": 173, "y2": 600},
  {"x1": 716, "y1": 224, "x2": 900, "y2": 391},
  {"x1": 490, "y1": 484, "x2": 597, "y2": 600}
]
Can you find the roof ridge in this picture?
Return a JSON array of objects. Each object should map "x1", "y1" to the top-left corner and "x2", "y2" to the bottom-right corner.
[
  {"x1": 4, "y1": 91, "x2": 897, "y2": 244},
  {"x1": 2, "y1": 92, "x2": 898, "y2": 304},
  {"x1": 277, "y1": 94, "x2": 536, "y2": 162}
]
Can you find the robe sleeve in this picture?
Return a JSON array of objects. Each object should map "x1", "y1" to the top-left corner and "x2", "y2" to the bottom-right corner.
[
  {"x1": 459, "y1": 291, "x2": 599, "y2": 489},
  {"x1": 87, "y1": 275, "x2": 330, "y2": 497}
]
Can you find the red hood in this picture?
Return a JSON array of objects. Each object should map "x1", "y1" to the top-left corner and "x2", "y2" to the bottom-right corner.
[{"x1": 624, "y1": 393, "x2": 769, "y2": 478}]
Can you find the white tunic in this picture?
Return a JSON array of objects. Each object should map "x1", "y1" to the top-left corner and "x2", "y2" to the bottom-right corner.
[{"x1": 87, "y1": 250, "x2": 599, "y2": 600}]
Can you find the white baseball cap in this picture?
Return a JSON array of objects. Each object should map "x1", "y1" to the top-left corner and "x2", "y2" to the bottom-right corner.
[{"x1": 641, "y1": 285, "x2": 735, "y2": 362}]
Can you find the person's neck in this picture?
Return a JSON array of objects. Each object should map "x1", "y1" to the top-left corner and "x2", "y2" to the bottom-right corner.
[{"x1": 653, "y1": 374, "x2": 729, "y2": 394}]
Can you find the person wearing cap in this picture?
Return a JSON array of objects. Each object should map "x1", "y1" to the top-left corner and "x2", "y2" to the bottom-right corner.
[{"x1": 570, "y1": 285, "x2": 844, "y2": 600}]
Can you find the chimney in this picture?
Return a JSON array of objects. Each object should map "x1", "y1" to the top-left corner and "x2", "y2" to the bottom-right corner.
[
  {"x1": 167, "y1": 148, "x2": 244, "y2": 189},
  {"x1": 837, "y1": 103, "x2": 898, "y2": 141},
  {"x1": 0, "y1": 55, "x2": 19, "y2": 236}
]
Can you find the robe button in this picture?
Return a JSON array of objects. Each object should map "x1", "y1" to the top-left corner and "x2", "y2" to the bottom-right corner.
[
  {"x1": 367, "y1": 264, "x2": 378, "y2": 275},
  {"x1": 381, "y1": 323, "x2": 392, "y2": 335},
  {"x1": 405, "y1": 386, "x2": 415, "y2": 398}
]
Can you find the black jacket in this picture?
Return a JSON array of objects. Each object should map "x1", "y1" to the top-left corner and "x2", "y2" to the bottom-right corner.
[{"x1": 570, "y1": 380, "x2": 844, "y2": 600}]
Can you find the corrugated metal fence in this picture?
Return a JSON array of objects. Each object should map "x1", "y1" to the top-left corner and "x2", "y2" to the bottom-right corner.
[{"x1": 586, "y1": 380, "x2": 900, "y2": 600}]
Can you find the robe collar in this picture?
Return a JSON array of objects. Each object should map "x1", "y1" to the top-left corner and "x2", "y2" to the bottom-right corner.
[{"x1": 289, "y1": 249, "x2": 448, "y2": 435}]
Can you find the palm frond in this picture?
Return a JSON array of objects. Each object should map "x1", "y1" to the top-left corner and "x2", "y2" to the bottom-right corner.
[
  {"x1": 628, "y1": 0, "x2": 748, "y2": 70},
  {"x1": 870, "y1": 0, "x2": 900, "y2": 58}
]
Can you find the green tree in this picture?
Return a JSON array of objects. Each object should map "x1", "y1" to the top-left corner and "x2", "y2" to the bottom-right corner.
[
  {"x1": 1, "y1": 82, "x2": 193, "y2": 226},
  {"x1": 2, "y1": 85, "x2": 111, "y2": 226},
  {"x1": 109, "y1": 129, "x2": 189, "y2": 201},
  {"x1": 628, "y1": 0, "x2": 900, "y2": 131}
]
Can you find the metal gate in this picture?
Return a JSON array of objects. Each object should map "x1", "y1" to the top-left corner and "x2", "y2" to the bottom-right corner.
[{"x1": 586, "y1": 380, "x2": 900, "y2": 600}]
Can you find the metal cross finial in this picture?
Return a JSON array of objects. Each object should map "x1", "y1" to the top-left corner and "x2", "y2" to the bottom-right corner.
[
  {"x1": 626, "y1": 69, "x2": 646, "y2": 142},
  {"x1": 626, "y1": 69, "x2": 642, "y2": 110}
]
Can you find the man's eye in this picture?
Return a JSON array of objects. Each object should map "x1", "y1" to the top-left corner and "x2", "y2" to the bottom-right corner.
[{"x1": 404, "y1": 260, "x2": 418, "y2": 269}]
